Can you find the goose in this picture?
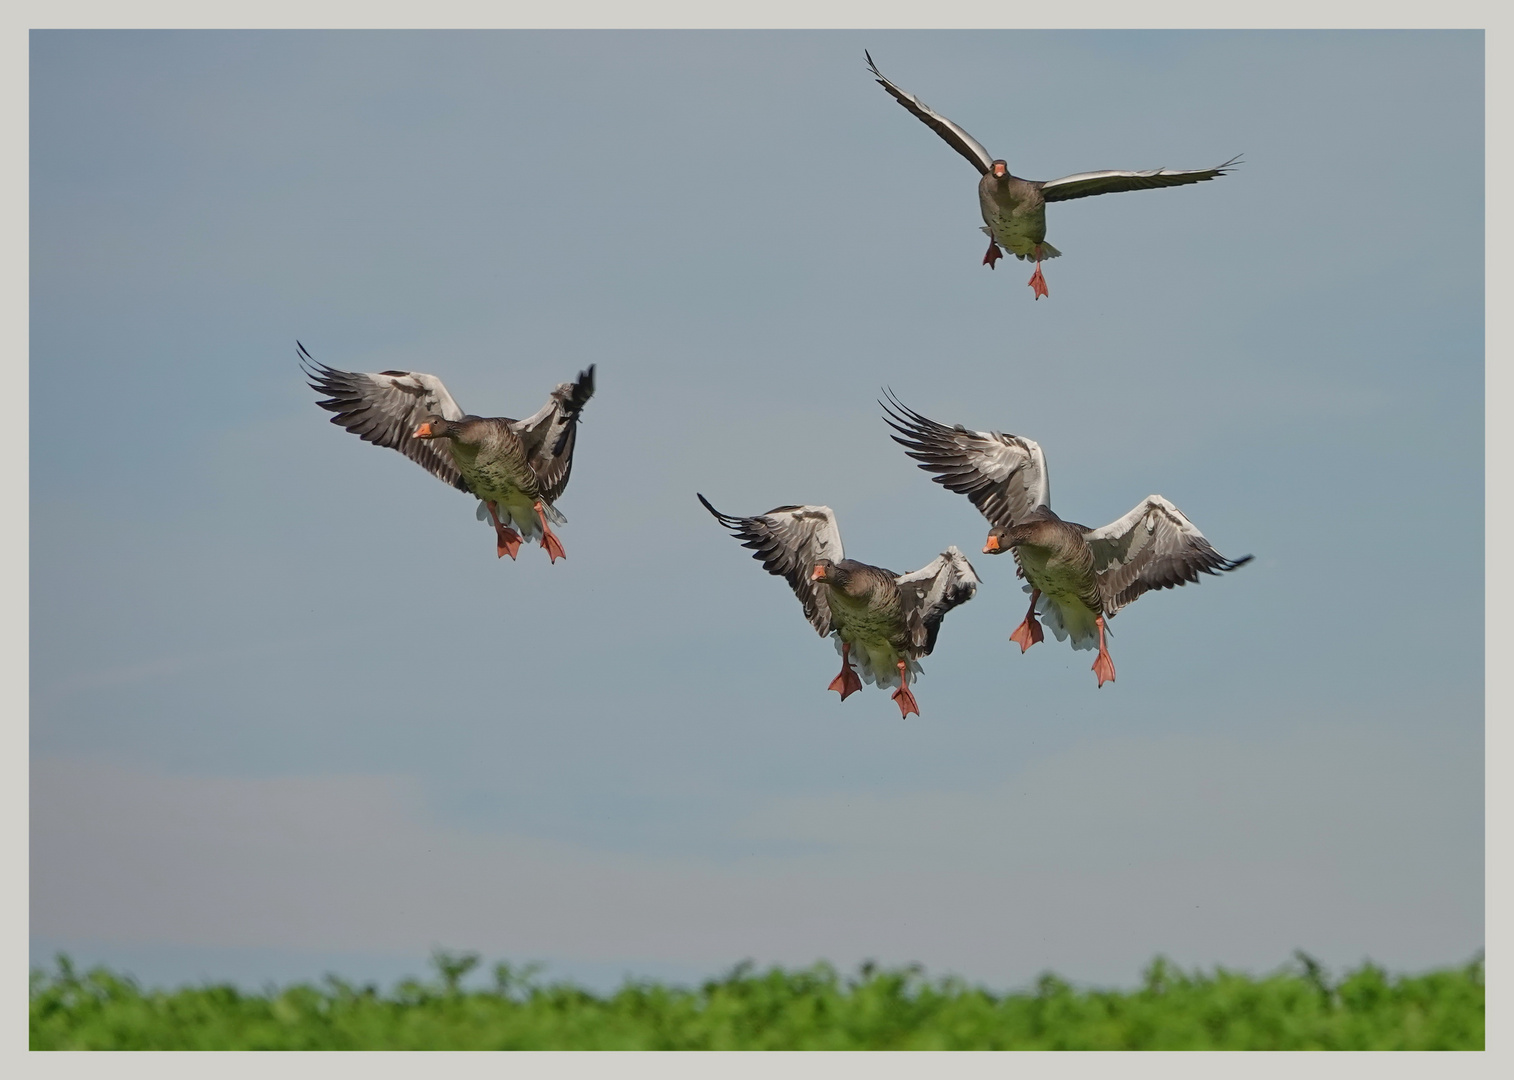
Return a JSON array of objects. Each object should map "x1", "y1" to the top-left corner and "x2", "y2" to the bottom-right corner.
[
  {"x1": 881, "y1": 392, "x2": 1251, "y2": 686},
  {"x1": 698, "y1": 494, "x2": 979, "y2": 717},
  {"x1": 300, "y1": 342, "x2": 594, "y2": 562},
  {"x1": 865, "y1": 51, "x2": 1239, "y2": 299}
]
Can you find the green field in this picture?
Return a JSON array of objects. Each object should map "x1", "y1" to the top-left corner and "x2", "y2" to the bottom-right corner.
[{"x1": 30, "y1": 951, "x2": 1483, "y2": 1050}]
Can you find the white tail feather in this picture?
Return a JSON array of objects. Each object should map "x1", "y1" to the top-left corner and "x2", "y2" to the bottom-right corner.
[
  {"x1": 833, "y1": 635, "x2": 922, "y2": 690},
  {"x1": 476, "y1": 499, "x2": 559, "y2": 542},
  {"x1": 979, "y1": 228, "x2": 1062, "y2": 260},
  {"x1": 1023, "y1": 585, "x2": 1099, "y2": 651}
]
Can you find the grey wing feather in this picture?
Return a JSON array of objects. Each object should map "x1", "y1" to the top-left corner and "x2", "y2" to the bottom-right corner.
[
  {"x1": 698, "y1": 495, "x2": 844, "y2": 636},
  {"x1": 299, "y1": 341, "x2": 468, "y2": 492},
  {"x1": 895, "y1": 547, "x2": 981, "y2": 655},
  {"x1": 1084, "y1": 495, "x2": 1253, "y2": 613},
  {"x1": 881, "y1": 390, "x2": 1050, "y2": 531},
  {"x1": 866, "y1": 51, "x2": 995, "y2": 176},
  {"x1": 512, "y1": 365, "x2": 595, "y2": 505},
  {"x1": 1039, "y1": 155, "x2": 1241, "y2": 203}
]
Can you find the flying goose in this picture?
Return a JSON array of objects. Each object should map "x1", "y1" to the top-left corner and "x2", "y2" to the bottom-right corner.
[
  {"x1": 698, "y1": 494, "x2": 979, "y2": 717},
  {"x1": 881, "y1": 392, "x2": 1250, "y2": 686},
  {"x1": 865, "y1": 51, "x2": 1239, "y2": 299},
  {"x1": 301, "y1": 342, "x2": 594, "y2": 562}
]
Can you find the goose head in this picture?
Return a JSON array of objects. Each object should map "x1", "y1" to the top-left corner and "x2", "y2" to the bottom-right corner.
[
  {"x1": 411, "y1": 415, "x2": 458, "y2": 440},
  {"x1": 811, "y1": 559, "x2": 846, "y2": 587}
]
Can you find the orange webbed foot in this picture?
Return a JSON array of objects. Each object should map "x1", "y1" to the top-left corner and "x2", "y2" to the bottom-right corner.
[
  {"x1": 983, "y1": 240, "x2": 1003, "y2": 269},
  {"x1": 830, "y1": 643, "x2": 863, "y2": 701},
  {"x1": 890, "y1": 660, "x2": 919, "y2": 718},
  {"x1": 1092, "y1": 649, "x2": 1116, "y2": 687},
  {"x1": 1091, "y1": 615, "x2": 1115, "y2": 686},
  {"x1": 486, "y1": 502, "x2": 522, "y2": 560},
  {"x1": 1009, "y1": 615, "x2": 1044, "y2": 653},
  {"x1": 1028, "y1": 265, "x2": 1049, "y2": 299},
  {"x1": 828, "y1": 665, "x2": 863, "y2": 701},
  {"x1": 533, "y1": 502, "x2": 567, "y2": 563}
]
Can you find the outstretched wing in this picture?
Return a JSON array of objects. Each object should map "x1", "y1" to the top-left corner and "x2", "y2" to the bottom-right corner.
[
  {"x1": 512, "y1": 365, "x2": 596, "y2": 504},
  {"x1": 895, "y1": 546, "x2": 981, "y2": 656},
  {"x1": 881, "y1": 390, "x2": 1049, "y2": 531},
  {"x1": 1039, "y1": 155, "x2": 1241, "y2": 203},
  {"x1": 1084, "y1": 495, "x2": 1253, "y2": 614},
  {"x1": 299, "y1": 341, "x2": 468, "y2": 491},
  {"x1": 865, "y1": 51, "x2": 995, "y2": 176},
  {"x1": 698, "y1": 495, "x2": 844, "y2": 636}
]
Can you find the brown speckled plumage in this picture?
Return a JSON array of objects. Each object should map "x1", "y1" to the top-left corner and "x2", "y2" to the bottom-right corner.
[
  {"x1": 883, "y1": 392, "x2": 1250, "y2": 678},
  {"x1": 698, "y1": 496, "x2": 979, "y2": 708},
  {"x1": 865, "y1": 52, "x2": 1238, "y2": 274},
  {"x1": 301, "y1": 341, "x2": 594, "y2": 551}
]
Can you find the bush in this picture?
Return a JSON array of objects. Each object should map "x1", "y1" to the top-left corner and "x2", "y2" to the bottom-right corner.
[{"x1": 29, "y1": 949, "x2": 1485, "y2": 1050}]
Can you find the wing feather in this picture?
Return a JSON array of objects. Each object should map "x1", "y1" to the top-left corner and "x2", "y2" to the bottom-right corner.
[
  {"x1": 895, "y1": 547, "x2": 981, "y2": 656},
  {"x1": 698, "y1": 495, "x2": 844, "y2": 636},
  {"x1": 881, "y1": 390, "x2": 1049, "y2": 531},
  {"x1": 866, "y1": 51, "x2": 995, "y2": 176},
  {"x1": 512, "y1": 365, "x2": 595, "y2": 505},
  {"x1": 299, "y1": 341, "x2": 468, "y2": 492},
  {"x1": 1084, "y1": 495, "x2": 1252, "y2": 613},
  {"x1": 1040, "y1": 155, "x2": 1241, "y2": 202}
]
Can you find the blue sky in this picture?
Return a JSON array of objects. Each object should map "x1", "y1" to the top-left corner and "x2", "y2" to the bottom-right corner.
[{"x1": 29, "y1": 29, "x2": 1483, "y2": 992}]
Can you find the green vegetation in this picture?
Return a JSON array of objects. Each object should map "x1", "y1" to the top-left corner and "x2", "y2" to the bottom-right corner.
[{"x1": 31, "y1": 950, "x2": 1483, "y2": 1050}]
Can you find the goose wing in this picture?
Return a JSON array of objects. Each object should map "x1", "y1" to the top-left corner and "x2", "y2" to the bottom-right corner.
[
  {"x1": 1039, "y1": 155, "x2": 1241, "y2": 203},
  {"x1": 1084, "y1": 495, "x2": 1252, "y2": 614},
  {"x1": 881, "y1": 390, "x2": 1050, "y2": 531},
  {"x1": 512, "y1": 365, "x2": 596, "y2": 504},
  {"x1": 299, "y1": 341, "x2": 468, "y2": 491},
  {"x1": 698, "y1": 495, "x2": 844, "y2": 636},
  {"x1": 866, "y1": 51, "x2": 995, "y2": 176},
  {"x1": 894, "y1": 546, "x2": 981, "y2": 656}
]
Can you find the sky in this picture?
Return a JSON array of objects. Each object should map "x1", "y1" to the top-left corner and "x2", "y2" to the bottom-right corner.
[{"x1": 28, "y1": 29, "x2": 1484, "y2": 994}]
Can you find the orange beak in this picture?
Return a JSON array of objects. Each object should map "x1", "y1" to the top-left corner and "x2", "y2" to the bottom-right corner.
[
  {"x1": 993, "y1": 162, "x2": 1006, "y2": 177},
  {"x1": 811, "y1": 565, "x2": 826, "y2": 582},
  {"x1": 412, "y1": 422, "x2": 433, "y2": 438},
  {"x1": 982, "y1": 535, "x2": 1001, "y2": 554}
]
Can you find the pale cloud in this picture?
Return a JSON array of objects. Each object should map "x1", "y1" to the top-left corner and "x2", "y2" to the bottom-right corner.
[{"x1": 33, "y1": 715, "x2": 1481, "y2": 987}]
